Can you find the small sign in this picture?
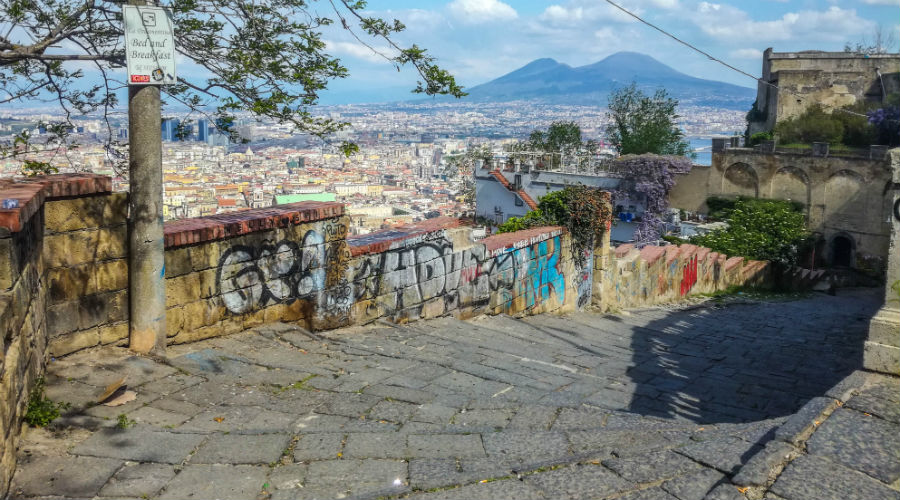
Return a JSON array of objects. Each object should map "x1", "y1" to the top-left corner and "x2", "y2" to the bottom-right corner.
[{"x1": 123, "y1": 5, "x2": 176, "y2": 85}]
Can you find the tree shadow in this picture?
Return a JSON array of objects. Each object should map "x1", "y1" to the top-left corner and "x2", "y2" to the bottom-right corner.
[{"x1": 625, "y1": 289, "x2": 881, "y2": 424}]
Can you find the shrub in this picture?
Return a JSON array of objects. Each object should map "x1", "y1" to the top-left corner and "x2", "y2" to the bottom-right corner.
[
  {"x1": 748, "y1": 131, "x2": 773, "y2": 146},
  {"x1": 775, "y1": 105, "x2": 844, "y2": 145},
  {"x1": 691, "y1": 199, "x2": 810, "y2": 265}
]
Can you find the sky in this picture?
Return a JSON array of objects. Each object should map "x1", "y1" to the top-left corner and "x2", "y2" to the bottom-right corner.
[{"x1": 312, "y1": 0, "x2": 900, "y2": 104}]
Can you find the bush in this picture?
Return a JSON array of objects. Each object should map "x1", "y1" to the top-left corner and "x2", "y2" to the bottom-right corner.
[
  {"x1": 775, "y1": 105, "x2": 844, "y2": 145},
  {"x1": 498, "y1": 185, "x2": 611, "y2": 268},
  {"x1": 748, "y1": 131, "x2": 773, "y2": 146},
  {"x1": 691, "y1": 199, "x2": 809, "y2": 265}
]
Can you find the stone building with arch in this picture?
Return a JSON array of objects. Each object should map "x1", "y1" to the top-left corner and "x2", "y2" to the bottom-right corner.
[{"x1": 669, "y1": 143, "x2": 897, "y2": 275}]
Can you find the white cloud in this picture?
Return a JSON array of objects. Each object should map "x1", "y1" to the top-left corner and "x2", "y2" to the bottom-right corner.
[
  {"x1": 447, "y1": 0, "x2": 518, "y2": 24},
  {"x1": 730, "y1": 48, "x2": 763, "y2": 60},
  {"x1": 859, "y1": 0, "x2": 897, "y2": 4},
  {"x1": 325, "y1": 40, "x2": 390, "y2": 64},
  {"x1": 694, "y1": 5, "x2": 874, "y2": 43}
]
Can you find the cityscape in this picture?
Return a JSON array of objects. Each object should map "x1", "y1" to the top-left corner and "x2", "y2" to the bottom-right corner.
[{"x1": 0, "y1": 101, "x2": 744, "y2": 232}]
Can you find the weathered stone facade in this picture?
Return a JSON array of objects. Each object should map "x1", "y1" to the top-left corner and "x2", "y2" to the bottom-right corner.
[
  {"x1": 669, "y1": 146, "x2": 896, "y2": 275},
  {"x1": 750, "y1": 49, "x2": 900, "y2": 135}
]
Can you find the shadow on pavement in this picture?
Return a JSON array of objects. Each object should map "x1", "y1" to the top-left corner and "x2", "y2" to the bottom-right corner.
[{"x1": 625, "y1": 289, "x2": 881, "y2": 424}]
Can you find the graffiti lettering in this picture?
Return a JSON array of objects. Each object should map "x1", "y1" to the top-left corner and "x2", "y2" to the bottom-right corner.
[
  {"x1": 680, "y1": 255, "x2": 698, "y2": 296},
  {"x1": 217, "y1": 231, "x2": 327, "y2": 314}
]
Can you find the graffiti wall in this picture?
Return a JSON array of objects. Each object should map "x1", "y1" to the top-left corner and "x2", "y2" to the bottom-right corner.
[
  {"x1": 348, "y1": 222, "x2": 575, "y2": 325},
  {"x1": 163, "y1": 210, "x2": 580, "y2": 342},
  {"x1": 595, "y1": 242, "x2": 774, "y2": 311}
]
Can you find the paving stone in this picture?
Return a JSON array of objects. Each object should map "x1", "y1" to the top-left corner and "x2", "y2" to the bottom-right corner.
[
  {"x1": 774, "y1": 397, "x2": 837, "y2": 446},
  {"x1": 567, "y1": 429, "x2": 686, "y2": 457},
  {"x1": 453, "y1": 408, "x2": 513, "y2": 428},
  {"x1": 72, "y1": 428, "x2": 206, "y2": 463},
  {"x1": 190, "y1": 433, "x2": 291, "y2": 464},
  {"x1": 703, "y1": 483, "x2": 746, "y2": 500},
  {"x1": 662, "y1": 468, "x2": 728, "y2": 500},
  {"x1": 806, "y1": 408, "x2": 900, "y2": 484},
  {"x1": 157, "y1": 464, "x2": 269, "y2": 500},
  {"x1": 411, "y1": 403, "x2": 459, "y2": 424},
  {"x1": 364, "y1": 384, "x2": 435, "y2": 404},
  {"x1": 482, "y1": 431, "x2": 571, "y2": 467},
  {"x1": 408, "y1": 433, "x2": 486, "y2": 458},
  {"x1": 616, "y1": 486, "x2": 680, "y2": 500},
  {"x1": 508, "y1": 405, "x2": 559, "y2": 430},
  {"x1": 293, "y1": 433, "x2": 345, "y2": 461},
  {"x1": 266, "y1": 463, "x2": 308, "y2": 491},
  {"x1": 732, "y1": 441, "x2": 796, "y2": 487},
  {"x1": 99, "y1": 463, "x2": 176, "y2": 498},
  {"x1": 317, "y1": 393, "x2": 381, "y2": 418},
  {"x1": 770, "y1": 454, "x2": 900, "y2": 500},
  {"x1": 602, "y1": 449, "x2": 703, "y2": 483},
  {"x1": 294, "y1": 412, "x2": 350, "y2": 432},
  {"x1": 126, "y1": 406, "x2": 191, "y2": 427},
  {"x1": 368, "y1": 399, "x2": 420, "y2": 423},
  {"x1": 845, "y1": 386, "x2": 900, "y2": 424},
  {"x1": 344, "y1": 432, "x2": 408, "y2": 458},
  {"x1": 410, "y1": 478, "x2": 545, "y2": 500},
  {"x1": 10, "y1": 455, "x2": 122, "y2": 498},
  {"x1": 677, "y1": 436, "x2": 762, "y2": 475},
  {"x1": 305, "y1": 459, "x2": 407, "y2": 490},
  {"x1": 551, "y1": 407, "x2": 609, "y2": 430},
  {"x1": 526, "y1": 463, "x2": 634, "y2": 499},
  {"x1": 409, "y1": 458, "x2": 513, "y2": 490}
]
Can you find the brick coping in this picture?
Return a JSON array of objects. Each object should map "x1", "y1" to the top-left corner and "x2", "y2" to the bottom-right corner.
[
  {"x1": 348, "y1": 217, "x2": 465, "y2": 256},
  {"x1": 164, "y1": 201, "x2": 344, "y2": 248},
  {"x1": 0, "y1": 174, "x2": 112, "y2": 232}
]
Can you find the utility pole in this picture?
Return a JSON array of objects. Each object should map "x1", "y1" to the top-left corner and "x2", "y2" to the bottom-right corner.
[{"x1": 125, "y1": 0, "x2": 175, "y2": 355}]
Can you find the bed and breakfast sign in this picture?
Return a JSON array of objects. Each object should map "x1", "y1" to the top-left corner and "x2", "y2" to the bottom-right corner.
[{"x1": 123, "y1": 5, "x2": 177, "y2": 85}]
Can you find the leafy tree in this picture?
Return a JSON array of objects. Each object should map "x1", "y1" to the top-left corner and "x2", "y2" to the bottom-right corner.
[
  {"x1": 508, "y1": 121, "x2": 597, "y2": 170},
  {"x1": 0, "y1": 0, "x2": 465, "y2": 171},
  {"x1": 690, "y1": 198, "x2": 810, "y2": 266},
  {"x1": 605, "y1": 83, "x2": 693, "y2": 157}
]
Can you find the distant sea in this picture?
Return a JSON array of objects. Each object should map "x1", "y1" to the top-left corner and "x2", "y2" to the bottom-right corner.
[{"x1": 689, "y1": 137, "x2": 713, "y2": 166}]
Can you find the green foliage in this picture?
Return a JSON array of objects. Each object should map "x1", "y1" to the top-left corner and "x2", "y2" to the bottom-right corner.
[
  {"x1": 774, "y1": 103, "x2": 880, "y2": 147},
  {"x1": 745, "y1": 100, "x2": 767, "y2": 123},
  {"x1": 605, "y1": 83, "x2": 693, "y2": 158},
  {"x1": 0, "y1": 0, "x2": 464, "y2": 173},
  {"x1": 116, "y1": 413, "x2": 137, "y2": 430},
  {"x1": 774, "y1": 105, "x2": 844, "y2": 145},
  {"x1": 498, "y1": 185, "x2": 611, "y2": 267},
  {"x1": 508, "y1": 122, "x2": 597, "y2": 170},
  {"x1": 24, "y1": 377, "x2": 70, "y2": 427},
  {"x1": 691, "y1": 199, "x2": 810, "y2": 265},
  {"x1": 748, "y1": 131, "x2": 773, "y2": 146}
]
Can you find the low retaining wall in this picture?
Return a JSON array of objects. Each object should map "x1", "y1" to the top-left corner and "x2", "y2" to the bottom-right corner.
[{"x1": 597, "y1": 242, "x2": 774, "y2": 311}]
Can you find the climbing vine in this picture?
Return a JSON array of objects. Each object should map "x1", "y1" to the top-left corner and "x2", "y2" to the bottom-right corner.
[
  {"x1": 498, "y1": 185, "x2": 612, "y2": 268},
  {"x1": 612, "y1": 154, "x2": 692, "y2": 243}
]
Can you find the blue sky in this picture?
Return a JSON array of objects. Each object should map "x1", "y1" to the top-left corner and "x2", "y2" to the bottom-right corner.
[{"x1": 312, "y1": 0, "x2": 900, "y2": 104}]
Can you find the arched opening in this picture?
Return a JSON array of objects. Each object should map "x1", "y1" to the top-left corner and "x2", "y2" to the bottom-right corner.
[
  {"x1": 831, "y1": 235, "x2": 853, "y2": 268},
  {"x1": 722, "y1": 163, "x2": 759, "y2": 198}
]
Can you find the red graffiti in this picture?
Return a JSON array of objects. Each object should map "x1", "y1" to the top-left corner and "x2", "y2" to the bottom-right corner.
[
  {"x1": 460, "y1": 266, "x2": 483, "y2": 284},
  {"x1": 680, "y1": 256, "x2": 698, "y2": 296}
]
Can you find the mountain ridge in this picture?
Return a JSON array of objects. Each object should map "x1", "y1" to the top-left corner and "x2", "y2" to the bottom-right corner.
[{"x1": 462, "y1": 52, "x2": 755, "y2": 109}]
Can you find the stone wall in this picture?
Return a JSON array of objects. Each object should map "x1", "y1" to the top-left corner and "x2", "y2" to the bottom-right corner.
[
  {"x1": 44, "y1": 193, "x2": 129, "y2": 356},
  {"x1": 348, "y1": 221, "x2": 577, "y2": 325},
  {"x1": 0, "y1": 174, "x2": 115, "y2": 495},
  {"x1": 596, "y1": 242, "x2": 773, "y2": 311},
  {"x1": 669, "y1": 146, "x2": 897, "y2": 275}
]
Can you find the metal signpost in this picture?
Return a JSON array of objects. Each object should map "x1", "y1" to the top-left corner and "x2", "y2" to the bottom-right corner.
[{"x1": 124, "y1": 2, "x2": 174, "y2": 355}]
